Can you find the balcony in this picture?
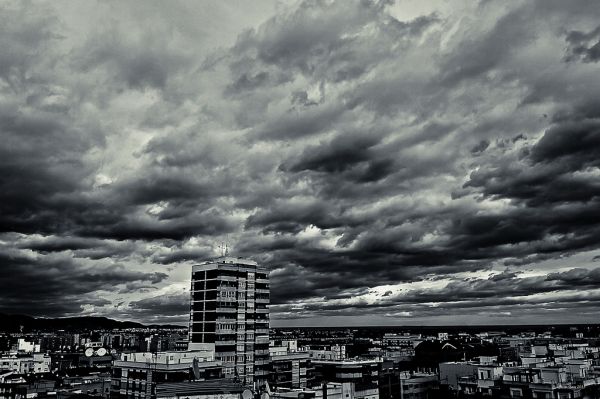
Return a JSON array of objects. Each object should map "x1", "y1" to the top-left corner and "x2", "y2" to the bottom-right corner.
[
  {"x1": 216, "y1": 307, "x2": 237, "y2": 313},
  {"x1": 215, "y1": 340, "x2": 236, "y2": 346},
  {"x1": 216, "y1": 317, "x2": 237, "y2": 322},
  {"x1": 216, "y1": 329, "x2": 237, "y2": 334}
]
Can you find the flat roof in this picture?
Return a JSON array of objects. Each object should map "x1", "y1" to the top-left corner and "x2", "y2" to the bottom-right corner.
[
  {"x1": 203, "y1": 256, "x2": 258, "y2": 266},
  {"x1": 156, "y1": 380, "x2": 245, "y2": 397}
]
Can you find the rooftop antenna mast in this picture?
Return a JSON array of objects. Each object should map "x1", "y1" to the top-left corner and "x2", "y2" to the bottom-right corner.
[{"x1": 218, "y1": 242, "x2": 229, "y2": 257}]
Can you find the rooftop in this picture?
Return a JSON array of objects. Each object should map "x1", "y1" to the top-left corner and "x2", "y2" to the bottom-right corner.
[
  {"x1": 204, "y1": 256, "x2": 258, "y2": 266},
  {"x1": 156, "y1": 380, "x2": 246, "y2": 398}
]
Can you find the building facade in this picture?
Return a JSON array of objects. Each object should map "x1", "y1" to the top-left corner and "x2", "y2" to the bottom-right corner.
[
  {"x1": 155, "y1": 380, "x2": 247, "y2": 399},
  {"x1": 110, "y1": 351, "x2": 221, "y2": 399},
  {"x1": 312, "y1": 359, "x2": 380, "y2": 399},
  {"x1": 269, "y1": 343, "x2": 312, "y2": 389},
  {"x1": 0, "y1": 353, "x2": 50, "y2": 374},
  {"x1": 189, "y1": 257, "x2": 270, "y2": 387}
]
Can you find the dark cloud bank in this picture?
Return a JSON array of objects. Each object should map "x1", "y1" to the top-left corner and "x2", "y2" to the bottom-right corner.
[{"x1": 1, "y1": 0, "x2": 600, "y2": 325}]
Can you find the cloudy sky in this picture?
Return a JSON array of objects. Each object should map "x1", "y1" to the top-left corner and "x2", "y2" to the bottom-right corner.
[{"x1": 2, "y1": 0, "x2": 600, "y2": 326}]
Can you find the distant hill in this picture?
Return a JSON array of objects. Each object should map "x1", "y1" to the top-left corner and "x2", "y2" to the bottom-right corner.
[{"x1": 0, "y1": 314, "x2": 183, "y2": 332}]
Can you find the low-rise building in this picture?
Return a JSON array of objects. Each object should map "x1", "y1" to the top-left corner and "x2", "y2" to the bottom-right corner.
[
  {"x1": 439, "y1": 361, "x2": 478, "y2": 390},
  {"x1": 0, "y1": 353, "x2": 51, "y2": 374},
  {"x1": 312, "y1": 359, "x2": 380, "y2": 399},
  {"x1": 270, "y1": 382, "x2": 345, "y2": 399},
  {"x1": 269, "y1": 344, "x2": 312, "y2": 389},
  {"x1": 57, "y1": 373, "x2": 111, "y2": 399},
  {"x1": 110, "y1": 351, "x2": 222, "y2": 399},
  {"x1": 398, "y1": 372, "x2": 438, "y2": 399},
  {"x1": 305, "y1": 345, "x2": 346, "y2": 361}
]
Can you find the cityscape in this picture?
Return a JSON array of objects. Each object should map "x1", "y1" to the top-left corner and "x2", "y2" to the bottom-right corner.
[
  {"x1": 2, "y1": 0, "x2": 600, "y2": 399},
  {"x1": 2, "y1": 257, "x2": 600, "y2": 399}
]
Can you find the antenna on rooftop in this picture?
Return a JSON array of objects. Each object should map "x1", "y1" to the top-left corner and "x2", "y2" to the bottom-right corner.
[{"x1": 218, "y1": 242, "x2": 229, "y2": 257}]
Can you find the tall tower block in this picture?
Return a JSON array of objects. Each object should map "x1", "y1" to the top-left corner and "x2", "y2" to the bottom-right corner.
[{"x1": 189, "y1": 257, "x2": 270, "y2": 386}]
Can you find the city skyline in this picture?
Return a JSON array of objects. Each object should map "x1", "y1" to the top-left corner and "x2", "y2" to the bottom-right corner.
[{"x1": 2, "y1": 0, "x2": 600, "y2": 326}]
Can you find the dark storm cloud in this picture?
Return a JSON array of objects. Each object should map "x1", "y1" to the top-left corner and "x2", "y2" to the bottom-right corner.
[
  {"x1": 285, "y1": 134, "x2": 381, "y2": 174},
  {"x1": 2, "y1": 0, "x2": 600, "y2": 323},
  {"x1": 565, "y1": 25, "x2": 600, "y2": 63},
  {"x1": 16, "y1": 235, "x2": 140, "y2": 260},
  {"x1": 77, "y1": 31, "x2": 192, "y2": 90},
  {"x1": 128, "y1": 293, "x2": 190, "y2": 323},
  {"x1": 458, "y1": 115, "x2": 600, "y2": 270},
  {"x1": 399, "y1": 267, "x2": 600, "y2": 304},
  {"x1": 282, "y1": 133, "x2": 396, "y2": 183},
  {"x1": 84, "y1": 209, "x2": 238, "y2": 241},
  {"x1": 226, "y1": 0, "x2": 600, "y2": 321},
  {"x1": 439, "y1": 3, "x2": 534, "y2": 85},
  {"x1": 151, "y1": 247, "x2": 214, "y2": 265},
  {"x1": 232, "y1": 1, "x2": 438, "y2": 84},
  {"x1": 271, "y1": 266, "x2": 600, "y2": 321},
  {"x1": 0, "y1": 4, "x2": 102, "y2": 238},
  {"x1": 0, "y1": 101, "x2": 99, "y2": 235},
  {"x1": 252, "y1": 104, "x2": 344, "y2": 141},
  {"x1": 531, "y1": 119, "x2": 600, "y2": 169},
  {"x1": 0, "y1": 249, "x2": 167, "y2": 316},
  {"x1": 265, "y1": 252, "x2": 487, "y2": 305},
  {"x1": 19, "y1": 236, "x2": 100, "y2": 253},
  {"x1": 547, "y1": 267, "x2": 600, "y2": 286},
  {"x1": 245, "y1": 199, "x2": 342, "y2": 234}
]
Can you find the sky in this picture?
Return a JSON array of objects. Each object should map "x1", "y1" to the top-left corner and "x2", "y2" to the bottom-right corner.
[{"x1": 1, "y1": 0, "x2": 600, "y2": 326}]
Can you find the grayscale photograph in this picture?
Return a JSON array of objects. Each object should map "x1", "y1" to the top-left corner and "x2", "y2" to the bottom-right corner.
[{"x1": 1, "y1": 0, "x2": 600, "y2": 398}]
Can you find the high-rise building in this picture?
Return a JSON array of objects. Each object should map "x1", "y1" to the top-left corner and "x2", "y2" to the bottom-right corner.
[{"x1": 188, "y1": 257, "x2": 270, "y2": 387}]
